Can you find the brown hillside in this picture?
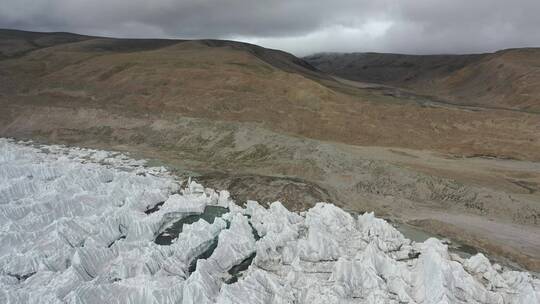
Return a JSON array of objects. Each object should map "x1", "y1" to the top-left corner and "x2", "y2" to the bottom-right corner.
[
  {"x1": 305, "y1": 49, "x2": 540, "y2": 112},
  {"x1": 0, "y1": 28, "x2": 91, "y2": 59},
  {"x1": 1, "y1": 30, "x2": 539, "y2": 161},
  {"x1": 432, "y1": 49, "x2": 540, "y2": 111}
]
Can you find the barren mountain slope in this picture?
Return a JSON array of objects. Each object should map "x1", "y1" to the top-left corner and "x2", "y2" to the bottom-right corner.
[
  {"x1": 305, "y1": 49, "x2": 540, "y2": 112},
  {"x1": 1, "y1": 30, "x2": 539, "y2": 160},
  {"x1": 304, "y1": 52, "x2": 483, "y2": 86},
  {"x1": 431, "y1": 48, "x2": 540, "y2": 111},
  {"x1": 0, "y1": 28, "x2": 92, "y2": 59}
]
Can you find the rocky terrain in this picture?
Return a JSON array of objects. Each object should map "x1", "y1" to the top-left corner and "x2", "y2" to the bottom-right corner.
[
  {"x1": 1, "y1": 29, "x2": 540, "y2": 272},
  {"x1": 1, "y1": 139, "x2": 539, "y2": 303}
]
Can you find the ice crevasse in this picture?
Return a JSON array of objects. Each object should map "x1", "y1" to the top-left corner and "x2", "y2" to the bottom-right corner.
[{"x1": 0, "y1": 138, "x2": 538, "y2": 304}]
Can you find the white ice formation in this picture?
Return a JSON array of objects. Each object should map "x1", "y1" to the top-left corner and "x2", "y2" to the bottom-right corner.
[{"x1": 0, "y1": 138, "x2": 538, "y2": 304}]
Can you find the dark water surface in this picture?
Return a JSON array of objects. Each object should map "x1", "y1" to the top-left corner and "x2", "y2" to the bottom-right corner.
[
  {"x1": 154, "y1": 205, "x2": 258, "y2": 280},
  {"x1": 155, "y1": 206, "x2": 229, "y2": 245}
]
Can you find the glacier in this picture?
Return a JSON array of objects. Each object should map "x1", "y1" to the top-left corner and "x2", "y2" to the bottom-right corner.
[{"x1": 0, "y1": 138, "x2": 538, "y2": 304}]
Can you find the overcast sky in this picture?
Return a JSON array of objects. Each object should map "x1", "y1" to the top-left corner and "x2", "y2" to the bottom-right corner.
[{"x1": 2, "y1": 0, "x2": 539, "y2": 56}]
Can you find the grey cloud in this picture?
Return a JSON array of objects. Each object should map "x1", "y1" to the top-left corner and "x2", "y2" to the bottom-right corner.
[{"x1": 0, "y1": 0, "x2": 539, "y2": 55}]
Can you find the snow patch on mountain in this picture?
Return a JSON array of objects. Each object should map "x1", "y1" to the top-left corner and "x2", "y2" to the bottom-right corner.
[{"x1": 0, "y1": 138, "x2": 538, "y2": 303}]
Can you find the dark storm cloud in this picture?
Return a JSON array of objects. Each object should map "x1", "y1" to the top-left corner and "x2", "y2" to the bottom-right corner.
[
  {"x1": 1, "y1": 0, "x2": 539, "y2": 55},
  {"x1": 0, "y1": 0, "x2": 375, "y2": 37}
]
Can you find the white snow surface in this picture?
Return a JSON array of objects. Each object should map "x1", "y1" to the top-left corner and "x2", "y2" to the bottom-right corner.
[{"x1": 0, "y1": 138, "x2": 539, "y2": 304}]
